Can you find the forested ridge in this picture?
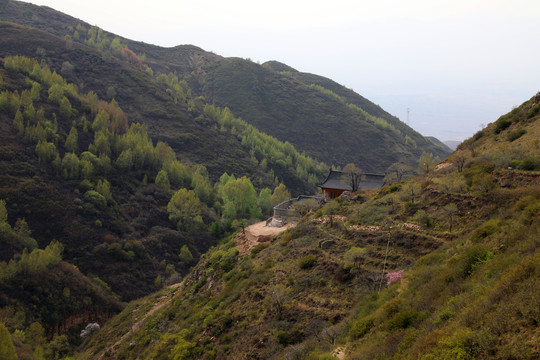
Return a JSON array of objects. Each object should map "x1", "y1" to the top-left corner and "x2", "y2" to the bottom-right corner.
[{"x1": 0, "y1": 53, "x2": 316, "y2": 358}]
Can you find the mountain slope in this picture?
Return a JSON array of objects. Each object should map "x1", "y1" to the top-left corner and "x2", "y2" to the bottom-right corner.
[
  {"x1": 77, "y1": 93, "x2": 539, "y2": 359},
  {"x1": 196, "y1": 58, "x2": 449, "y2": 172},
  {"x1": 1, "y1": 0, "x2": 450, "y2": 174}
]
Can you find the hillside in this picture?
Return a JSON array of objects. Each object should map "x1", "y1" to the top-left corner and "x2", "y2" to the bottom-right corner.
[
  {"x1": 194, "y1": 58, "x2": 449, "y2": 172},
  {"x1": 75, "y1": 93, "x2": 539, "y2": 359},
  {"x1": 0, "y1": 2, "x2": 342, "y2": 354},
  {"x1": 0, "y1": 0, "x2": 449, "y2": 174}
]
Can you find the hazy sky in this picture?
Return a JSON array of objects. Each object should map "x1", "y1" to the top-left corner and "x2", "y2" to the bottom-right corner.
[{"x1": 28, "y1": 0, "x2": 540, "y2": 141}]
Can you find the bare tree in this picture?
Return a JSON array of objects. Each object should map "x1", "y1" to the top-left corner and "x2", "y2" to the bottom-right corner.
[
  {"x1": 454, "y1": 154, "x2": 467, "y2": 173},
  {"x1": 342, "y1": 163, "x2": 364, "y2": 191},
  {"x1": 442, "y1": 203, "x2": 458, "y2": 232},
  {"x1": 386, "y1": 162, "x2": 412, "y2": 183},
  {"x1": 265, "y1": 285, "x2": 289, "y2": 320},
  {"x1": 319, "y1": 323, "x2": 345, "y2": 345}
]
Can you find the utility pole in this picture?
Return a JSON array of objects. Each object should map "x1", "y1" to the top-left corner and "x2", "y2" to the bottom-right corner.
[{"x1": 406, "y1": 107, "x2": 410, "y2": 125}]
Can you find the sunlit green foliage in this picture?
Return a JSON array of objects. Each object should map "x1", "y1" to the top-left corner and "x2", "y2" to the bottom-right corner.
[
  {"x1": 203, "y1": 104, "x2": 327, "y2": 184},
  {"x1": 61, "y1": 152, "x2": 80, "y2": 179},
  {"x1": 0, "y1": 241, "x2": 63, "y2": 282},
  {"x1": 155, "y1": 169, "x2": 171, "y2": 191},
  {"x1": 168, "y1": 189, "x2": 203, "y2": 232},
  {"x1": 220, "y1": 176, "x2": 260, "y2": 219},
  {"x1": 270, "y1": 183, "x2": 291, "y2": 206},
  {"x1": 64, "y1": 126, "x2": 78, "y2": 153}
]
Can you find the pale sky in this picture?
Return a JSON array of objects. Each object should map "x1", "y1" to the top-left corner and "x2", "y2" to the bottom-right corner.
[{"x1": 27, "y1": 0, "x2": 540, "y2": 141}]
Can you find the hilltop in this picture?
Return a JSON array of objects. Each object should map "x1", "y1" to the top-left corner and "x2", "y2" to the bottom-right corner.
[{"x1": 76, "y1": 93, "x2": 539, "y2": 359}]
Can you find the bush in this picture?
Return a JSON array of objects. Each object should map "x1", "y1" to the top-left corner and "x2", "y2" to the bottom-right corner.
[
  {"x1": 518, "y1": 158, "x2": 538, "y2": 171},
  {"x1": 299, "y1": 254, "x2": 317, "y2": 269},
  {"x1": 387, "y1": 310, "x2": 421, "y2": 330},
  {"x1": 494, "y1": 118, "x2": 512, "y2": 134},
  {"x1": 84, "y1": 190, "x2": 107, "y2": 210},
  {"x1": 527, "y1": 103, "x2": 540, "y2": 118},
  {"x1": 470, "y1": 219, "x2": 500, "y2": 242},
  {"x1": 459, "y1": 245, "x2": 494, "y2": 278},
  {"x1": 350, "y1": 317, "x2": 374, "y2": 339},
  {"x1": 506, "y1": 128, "x2": 526, "y2": 142}
]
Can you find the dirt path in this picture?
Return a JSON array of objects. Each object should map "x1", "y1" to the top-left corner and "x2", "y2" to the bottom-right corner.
[
  {"x1": 236, "y1": 221, "x2": 293, "y2": 254},
  {"x1": 96, "y1": 283, "x2": 181, "y2": 359}
]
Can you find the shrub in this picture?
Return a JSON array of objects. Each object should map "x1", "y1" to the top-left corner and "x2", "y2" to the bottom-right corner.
[
  {"x1": 508, "y1": 160, "x2": 521, "y2": 169},
  {"x1": 459, "y1": 245, "x2": 494, "y2": 278},
  {"x1": 470, "y1": 219, "x2": 500, "y2": 242},
  {"x1": 251, "y1": 242, "x2": 269, "y2": 257},
  {"x1": 84, "y1": 190, "x2": 107, "y2": 210},
  {"x1": 527, "y1": 103, "x2": 540, "y2": 118},
  {"x1": 387, "y1": 310, "x2": 421, "y2": 330},
  {"x1": 506, "y1": 128, "x2": 526, "y2": 142},
  {"x1": 299, "y1": 254, "x2": 317, "y2": 269},
  {"x1": 350, "y1": 317, "x2": 374, "y2": 339},
  {"x1": 518, "y1": 158, "x2": 538, "y2": 171},
  {"x1": 494, "y1": 118, "x2": 512, "y2": 134}
]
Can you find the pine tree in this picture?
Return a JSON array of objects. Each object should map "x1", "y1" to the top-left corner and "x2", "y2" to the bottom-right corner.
[
  {"x1": 64, "y1": 126, "x2": 78, "y2": 153},
  {"x1": 155, "y1": 170, "x2": 170, "y2": 191},
  {"x1": 0, "y1": 323, "x2": 17, "y2": 360}
]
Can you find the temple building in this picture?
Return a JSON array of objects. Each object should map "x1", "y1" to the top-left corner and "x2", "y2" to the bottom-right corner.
[{"x1": 318, "y1": 170, "x2": 385, "y2": 200}]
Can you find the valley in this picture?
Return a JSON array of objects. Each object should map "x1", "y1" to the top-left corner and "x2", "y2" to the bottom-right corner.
[{"x1": 0, "y1": 1, "x2": 538, "y2": 359}]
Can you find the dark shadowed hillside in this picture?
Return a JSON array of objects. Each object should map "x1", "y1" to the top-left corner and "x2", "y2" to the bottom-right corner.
[{"x1": 1, "y1": 0, "x2": 449, "y2": 175}]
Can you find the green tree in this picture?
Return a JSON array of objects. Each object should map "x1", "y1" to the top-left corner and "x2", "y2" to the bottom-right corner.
[
  {"x1": 115, "y1": 149, "x2": 133, "y2": 172},
  {"x1": 47, "y1": 83, "x2": 64, "y2": 105},
  {"x1": 64, "y1": 126, "x2": 78, "y2": 153},
  {"x1": 221, "y1": 176, "x2": 260, "y2": 219},
  {"x1": 91, "y1": 110, "x2": 110, "y2": 133},
  {"x1": 13, "y1": 109, "x2": 24, "y2": 136},
  {"x1": 23, "y1": 103, "x2": 36, "y2": 124},
  {"x1": 258, "y1": 188, "x2": 273, "y2": 216},
  {"x1": 167, "y1": 160, "x2": 192, "y2": 188},
  {"x1": 84, "y1": 190, "x2": 107, "y2": 210},
  {"x1": 25, "y1": 322, "x2": 46, "y2": 350},
  {"x1": 13, "y1": 217, "x2": 37, "y2": 249},
  {"x1": 96, "y1": 179, "x2": 112, "y2": 202},
  {"x1": 80, "y1": 159, "x2": 95, "y2": 179},
  {"x1": 191, "y1": 169, "x2": 213, "y2": 205},
  {"x1": 94, "y1": 131, "x2": 111, "y2": 156},
  {"x1": 47, "y1": 334, "x2": 69, "y2": 360},
  {"x1": 155, "y1": 169, "x2": 170, "y2": 191},
  {"x1": 168, "y1": 188, "x2": 203, "y2": 232},
  {"x1": 155, "y1": 141, "x2": 176, "y2": 168},
  {"x1": 271, "y1": 183, "x2": 291, "y2": 207},
  {"x1": 59, "y1": 96, "x2": 72, "y2": 119},
  {"x1": 178, "y1": 245, "x2": 194, "y2": 265},
  {"x1": 0, "y1": 199, "x2": 7, "y2": 224},
  {"x1": 0, "y1": 323, "x2": 17, "y2": 360},
  {"x1": 62, "y1": 152, "x2": 80, "y2": 179}
]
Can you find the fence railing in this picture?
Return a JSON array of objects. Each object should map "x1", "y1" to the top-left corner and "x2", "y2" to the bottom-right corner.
[{"x1": 272, "y1": 195, "x2": 323, "y2": 222}]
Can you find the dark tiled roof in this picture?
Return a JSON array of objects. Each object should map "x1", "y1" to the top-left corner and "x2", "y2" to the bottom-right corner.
[{"x1": 318, "y1": 170, "x2": 385, "y2": 191}]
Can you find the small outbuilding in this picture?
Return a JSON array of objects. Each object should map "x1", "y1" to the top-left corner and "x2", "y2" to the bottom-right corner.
[{"x1": 318, "y1": 170, "x2": 385, "y2": 200}]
